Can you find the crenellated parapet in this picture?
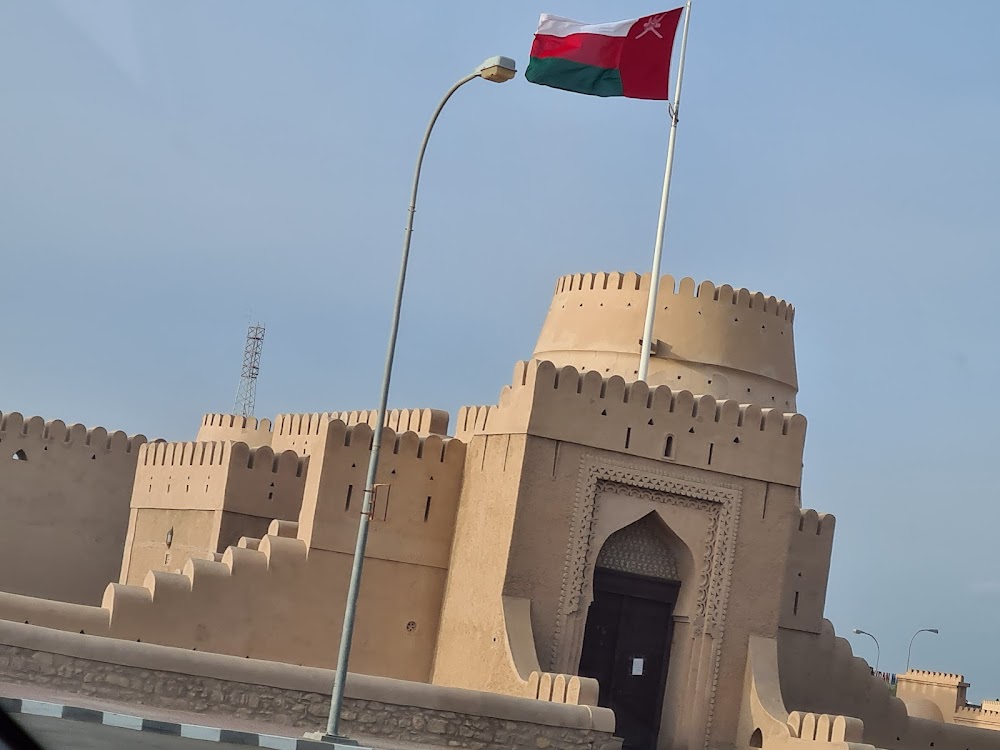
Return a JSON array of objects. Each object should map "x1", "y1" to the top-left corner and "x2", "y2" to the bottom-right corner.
[
  {"x1": 0, "y1": 411, "x2": 147, "y2": 458},
  {"x1": 272, "y1": 408, "x2": 449, "y2": 457},
  {"x1": 899, "y1": 670, "x2": 968, "y2": 686},
  {"x1": 297, "y1": 419, "x2": 466, "y2": 570},
  {"x1": 458, "y1": 360, "x2": 806, "y2": 486},
  {"x1": 195, "y1": 414, "x2": 272, "y2": 448},
  {"x1": 122, "y1": 440, "x2": 307, "y2": 587},
  {"x1": 534, "y1": 272, "x2": 798, "y2": 408},
  {"x1": 135, "y1": 440, "x2": 305, "y2": 505},
  {"x1": 553, "y1": 272, "x2": 794, "y2": 319}
]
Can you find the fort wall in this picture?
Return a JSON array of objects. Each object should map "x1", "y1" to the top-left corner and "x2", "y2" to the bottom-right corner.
[
  {"x1": 896, "y1": 669, "x2": 969, "y2": 724},
  {"x1": 0, "y1": 534, "x2": 448, "y2": 682},
  {"x1": 0, "y1": 421, "x2": 463, "y2": 681},
  {"x1": 776, "y1": 624, "x2": 1000, "y2": 748},
  {"x1": 272, "y1": 408, "x2": 449, "y2": 457},
  {"x1": 534, "y1": 273, "x2": 798, "y2": 408},
  {"x1": 435, "y1": 419, "x2": 805, "y2": 750},
  {"x1": 0, "y1": 411, "x2": 147, "y2": 605},
  {"x1": 458, "y1": 359, "x2": 806, "y2": 487},
  {"x1": 779, "y1": 509, "x2": 836, "y2": 634},
  {"x1": 296, "y1": 420, "x2": 465, "y2": 570},
  {"x1": 195, "y1": 414, "x2": 272, "y2": 447},
  {"x1": 432, "y1": 432, "x2": 535, "y2": 696},
  {"x1": 120, "y1": 441, "x2": 306, "y2": 586},
  {"x1": 955, "y1": 706, "x2": 1000, "y2": 731}
]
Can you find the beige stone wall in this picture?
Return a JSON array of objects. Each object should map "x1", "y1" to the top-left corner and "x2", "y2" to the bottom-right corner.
[
  {"x1": 776, "y1": 621, "x2": 926, "y2": 748},
  {"x1": 436, "y1": 360, "x2": 808, "y2": 750},
  {"x1": 457, "y1": 359, "x2": 806, "y2": 487},
  {"x1": 272, "y1": 408, "x2": 449, "y2": 457},
  {"x1": 195, "y1": 414, "x2": 272, "y2": 447},
  {"x1": 120, "y1": 508, "x2": 218, "y2": 585},
  {"x1": 296, "y1": 420, "x2": 464, "y2": 571},
  {"x1": 896, "y1": 671, "x2": 969, "y2": 724},
  {"x1": 778, "y1": 509, "x2": 835, "y2": 634},
  {"x1": 956, "y1": 707, "x2": 1000, "y2": 731},
  {"x1": 740, "y1": 634, "x2": 1000, "y2": 750},
  {"x1": 120, "y1": 440, "x2": 306, "y2": 585},
  {"x1": 895, "y1": 671, "x2": 1000, "y2": 732},
  {"x1": 0, "y1": 620, "x2": 619, "y2": 750},
  {"x1": 0, "y1": 411, "x2": 146, "y2": 605},
  {"x1": 0, "y1": 420, "x2": 465, "y2": 684},
  {"x1": 533, "y1": 273, "x2": 798, "y2": 409}
]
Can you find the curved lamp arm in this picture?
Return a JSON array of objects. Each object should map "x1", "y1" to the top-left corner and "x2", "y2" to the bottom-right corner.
[
  {"x1": 852, "y1": 629, "x2": 881, "y2": 674},
  {"x1": 905, "y1": 628, "x2": 939, "y2": 673}
]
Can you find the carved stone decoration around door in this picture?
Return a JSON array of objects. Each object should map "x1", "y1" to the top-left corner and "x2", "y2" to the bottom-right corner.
[
  {"x1": 552, "y1": 454, "x2": 742, "y2": 750},
  {"x1": 594, "y1": 513, "x2": 681, "y2": 582}
]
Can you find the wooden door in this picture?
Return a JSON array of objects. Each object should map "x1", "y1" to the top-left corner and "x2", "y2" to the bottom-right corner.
[{"x1": 579, "y1": 569, "x2": 678, "y2": 750}]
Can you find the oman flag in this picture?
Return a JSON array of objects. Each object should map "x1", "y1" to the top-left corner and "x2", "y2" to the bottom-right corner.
[{"x1": 525, "y1": 9, "x2": 683, "y2": 100}]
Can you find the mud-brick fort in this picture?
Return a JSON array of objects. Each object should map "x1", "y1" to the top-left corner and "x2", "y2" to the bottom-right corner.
[{"x1": 0, "y1": 271, "x2": 998, "y2": 750}]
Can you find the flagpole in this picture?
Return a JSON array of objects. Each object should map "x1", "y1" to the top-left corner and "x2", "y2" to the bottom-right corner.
[{"x1": 637, "y1": 0, "x2": 694, "y2": 383}]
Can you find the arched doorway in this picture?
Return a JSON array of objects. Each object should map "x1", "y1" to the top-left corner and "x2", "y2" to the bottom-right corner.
[{"x1": 578, "y1": 513, "x2": 681, "y2": 750}]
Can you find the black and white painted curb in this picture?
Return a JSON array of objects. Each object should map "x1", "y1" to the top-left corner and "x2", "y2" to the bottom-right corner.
[{"x1": 0, "y1": 696, "x2": 368, "y2": 749}]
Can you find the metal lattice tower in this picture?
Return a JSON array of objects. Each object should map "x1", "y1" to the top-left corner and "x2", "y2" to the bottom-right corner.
[{"x1": 234, "y1": 322, "x2": 265, "y2": 417}]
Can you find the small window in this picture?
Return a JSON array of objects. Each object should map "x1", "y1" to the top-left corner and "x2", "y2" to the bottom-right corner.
[{"x1": 664, "y1": 435, "x2": 674, "y2": 458}]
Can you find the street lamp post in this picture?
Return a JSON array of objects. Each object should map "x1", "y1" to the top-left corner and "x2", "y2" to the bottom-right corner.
[
  {"x1": 314, "y1": 56, "x2": 517, "y2": 745},
  {"x1": 852, "y1": 629, "x2": 881, "y2": 674},
  {"x1": 905, "y1": 628, "x2": 939, "y2": 673}
]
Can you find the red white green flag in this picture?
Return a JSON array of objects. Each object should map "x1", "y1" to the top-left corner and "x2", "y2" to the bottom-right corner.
[{"x1": 525, "y1": 9, "x2": 683, "y2": 100}]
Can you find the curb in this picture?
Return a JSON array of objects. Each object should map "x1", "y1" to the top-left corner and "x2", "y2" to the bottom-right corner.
[{"x1": 0, "y1": 696, "x2": 368, "y2": 749}]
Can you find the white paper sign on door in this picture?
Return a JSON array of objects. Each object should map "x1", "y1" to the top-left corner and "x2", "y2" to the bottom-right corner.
[{"x1": 631, "y1": 658, "x2": 644, "y2": 676}]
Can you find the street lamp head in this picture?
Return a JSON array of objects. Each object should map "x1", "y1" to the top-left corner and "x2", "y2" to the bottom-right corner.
[
  {"x1": 853, "y1": 629, "x2": 863, "y2": 635},
  {"x1": 476, "y1": 56, "x2": 517, "y2": 83},
  {"x1": 928, "y1": 628, "x2": 939, "y2": 634}
]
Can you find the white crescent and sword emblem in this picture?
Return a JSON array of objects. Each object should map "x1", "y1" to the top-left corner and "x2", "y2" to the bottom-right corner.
[{"x1": 636, "y1": 14, "x2": 665, "y2": 39}]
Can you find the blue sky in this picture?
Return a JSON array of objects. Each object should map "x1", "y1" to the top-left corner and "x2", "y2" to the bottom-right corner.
[{"x1": 2, "y1": 0, "x2": 999, "y2": 699}]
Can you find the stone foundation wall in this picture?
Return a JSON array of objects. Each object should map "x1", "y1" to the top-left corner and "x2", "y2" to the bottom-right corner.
[{"x1": 0, "y1": 621, "x2": 618, "y2": 750}]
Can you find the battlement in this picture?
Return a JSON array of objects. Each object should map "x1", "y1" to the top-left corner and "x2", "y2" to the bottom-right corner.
[
  {"x1": 536, "y1": 272, "x2": 798, "y2": 407},
  {"x1": 796, "y1": 509, "x2": 836, "y2": 538},
  {"x1": 272, "y1": 409, "x2": 449, "y2": 457},
  {"x1": 195, "y1": 414, "x2": 272, "y2": 448},
  {"x1": 0, "y1": 411, "x2": 147, "y2": 455},
  {"x1": 899, "y1": 670, "x2": 968, "y2": 686},
  {"x1": 298, "y1": 420, "x2": 466, "y2": 568},
  {"x1": 458, "y1": 359, "x2": 806, "y2": 486},
  {"x1": 139, "y1": 440, "x2": 305, "y2": 474},
  {"x1": 326, "y1": 420, "x2": 464, "y2": 462},
  {"x1": 958, "y1": 704, "x2": 1000, "y2": 717},
  {"x1": 553, "y1": 272, "x2": 795, "y2": 321},
  {"x1": 199, "y1": 414, "x2": 272, "y2": 431},
  {"x1": 274, "y1": 409, "x2": 448, "y2": 438},
  {"x1": 140, "y1": 440, "x2": 233, "y2": 468}
]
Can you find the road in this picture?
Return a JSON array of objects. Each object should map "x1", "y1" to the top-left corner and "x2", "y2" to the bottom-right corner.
[{"x1": 9, "y1": 712, "x2": 265, "y2": 749}]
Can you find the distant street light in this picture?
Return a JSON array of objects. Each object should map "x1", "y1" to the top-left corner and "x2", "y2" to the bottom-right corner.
[
  {"x1": 852, "y1": 628, "x2": 881, "y2": 674},
  {"x1": 314, "y1": 55, "x2": 517, "y2": 745},
  {"x1": 905, "y1": 628, "x2": 940, "y2": 672}
]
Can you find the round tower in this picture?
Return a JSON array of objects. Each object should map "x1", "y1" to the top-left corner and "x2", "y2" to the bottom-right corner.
[{"x1": 532, "y1": 272, "x2": 798, "y2": 410}]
